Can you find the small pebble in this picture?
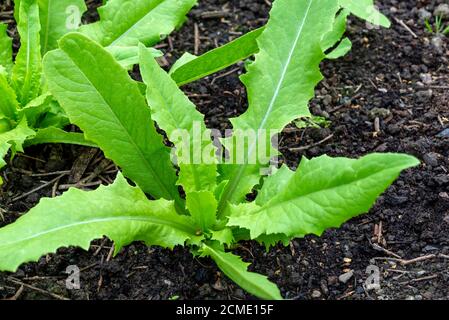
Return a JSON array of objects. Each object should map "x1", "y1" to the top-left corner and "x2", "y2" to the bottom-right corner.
[
  {"x1": 419, "y1": 73, "x2": 432, "y2": 85},
  {"x1": 163, "y1": 279, "x2": 173, "y2": 286},
  {"x1": 339, "y1": 270, "x2": 354, "y2": 284},
  {"x1": 437, "y1": 128, "x2": 449, "y2": 138},
  {"x1": 423, "y1": 245, "x2": 438, "y2": 252},
  {"x1": 423, "y1": 152, "x2": 439, "y2": 167},
  {"x1": 431, "y1": 36, "x2": 444, "y2": 54},
  {"x1": 422, "y1": 291, "x2": 433, "y2": 300},
  {"x1": 327, "y1": 276, "x2": 338, "y2": 285}
]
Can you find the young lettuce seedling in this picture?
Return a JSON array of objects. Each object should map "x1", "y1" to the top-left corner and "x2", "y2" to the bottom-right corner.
[
  {"x1": 0, "y1": 0, "x2": 419, "y2": 300},
  {"x1": 0, "y1": 0, "x2": 197, "y2": 185}
]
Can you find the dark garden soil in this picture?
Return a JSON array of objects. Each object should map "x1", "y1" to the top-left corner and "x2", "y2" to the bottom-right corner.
[{"x1": 1, "y1": 0, "x2": 449, "y2": 300}]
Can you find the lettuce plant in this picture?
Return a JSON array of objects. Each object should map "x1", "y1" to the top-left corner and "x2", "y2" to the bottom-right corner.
[
  {"x1": 0, "y1": 0, "x2": 197, "y2": 185},
  {"x1": 0, "y1": 0, "x2": 419, "y2": 300}
]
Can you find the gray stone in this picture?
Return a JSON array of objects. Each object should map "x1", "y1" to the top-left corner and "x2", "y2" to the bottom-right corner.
[
  {"x1": 311, "y1": 290, "x2": 322, "y2": 298},
  {"x1": 419, "y1": 73, "x2": 432, "y2": 85},
  {"x1": 423, "y1": 152, "x2": 439, "y2": 167},
  {"x1": 434, "y1": 174, "x2": 449, "y2": 185},
  {"x1": 437, "y1": 128, "x2": 449, "y2": 138},
  {"x1": 163, "y1": 279, "x2": 173, "y2": 286},
  {"x1": 339, "y1": 270, "x2": 354, "y2": 284},
  {"x1": 432, "y1": 36, "x2": 444, "y2": 54},
  {"x1": 388, "y1": 195, "x2": 409, "y2": 205},
  {"x1": 423, "y1": 245, "x2": 438, "y2": 252},
  {"x1": 327, "y1": 276, "x2": 338, "y2": 285}
]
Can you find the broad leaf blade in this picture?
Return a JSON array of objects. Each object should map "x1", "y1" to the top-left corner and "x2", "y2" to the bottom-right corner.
[
  {"x1": 211, "y1": 228, "x2": 234, "y2": 246},
  {"x1": 0, "y1": 173, "x2": 196, "y2": 272},
  {"x1": 12, "y1": 0, "x2": 42, "y2": 105},
  {"x1": 0, "y1": 70, "x2": 19, "y2": 120},
  {"x1": 201, "y1": 244, "x2": 282, "y2": 300},
  {"x1": 170, "y1": 27, "x2": 264, "y2": 86},
  {"x1": 321, "y1": 8, "x2": 349, "y2": 52},
  {"x1": 217, "y1": 0, "x2": 340, "y2": 212},
  {"x1": 13, "y1": 0, "x2": 22, "y2": 23},
  {"x1": 18, "y1": 93, "x2": 70, "y2": 130},
  {"x1": 38, "y1": 0, "x2": 87, "y2": 53},
  {"x1": 17, "y1": 92, "x2": 52, "y2": 127},
  {"x1": 80, "y1": 0, "x2": 197, "y2": 47},
  {"x1": 0, "y1": 24, "x2": 13, "y2": 73},
  {"x1": 106, "y1": 46, "x2": 162, "y2": 69},
  {"x1": 256, "y1": 165, "x2": 294, "y2": 206},
  {"x1": 24, "y1": 127, "x2": 97, "y2": 148},
  {"x1": 326, "y1": 37, "x2": 352, "y2": 59},
  {"x1": 338, "y1": 0, "x2": 390, "y2": 27},
  {"x1": 0, "y1": 119, "x2": 35, "y2": 185},
  {"x1": 43, "y1": 33, "x2": 182, "y2": 209},
  {"x1": 256, "y1": 233, "x2": 291, "y2": 251},
  {"x1": 228, "y1": 154, "x2": 420, "y2": 238},
  {"x1": 186, "y1": 191, "x2": 217, "y2": 231},
  {"x1": 139, "y1": 45, "x2": 217, "y2": 194}
]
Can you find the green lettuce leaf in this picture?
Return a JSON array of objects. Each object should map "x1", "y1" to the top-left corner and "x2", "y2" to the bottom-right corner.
[
  {"x1": 211, "y1": 228, "x2": 234, "y2": 246},
  {"x1": 17, "y1": 92, "x2": 52, "y2": 127},
  {"x1": 256, "y1": 165, "x2": 294, "y2": 206},
  {"x1": 326, "y1": 37, "x2": 352, "y2": 59},
  {"x1": 0, "y1": 24, "x2": 13, "y2": 73},
  {"x1": 201, "y1": 243, "x2": 282, "y2": 300},
  {"x1": 80, "y1": 0, "x2": 197, "y2": 47},
  {"x1": 321, "y1": 8, "x2": 349, "y2": 52},
  {"x1": 228, "y1": 154, "x2": 420, "y2": 239},
  {"x1": 0, "y1": 70, "x2": 19, "y2": 120},
  {"x1": 170, "y1": 27, "x2": 264, "y2": 86},
  {"x1": 0, "y1": 173, "x2": 196, "y2": 272},
  {"x1": 106, "y1": 45, "x2": 162, "y2": 69},
  {"x1": 139, "y1": 44, "x2": 217, "y2": 194},
  {"x1": 43, "y1": 33, "x2": 182, "y2": 209},
  {"x1": 11, "y1": 0, "x2": 42, "y2": 105},
  {"x1": 186, "y1": 191, "x2": 217, "y2": 232},
  {"x1": 217, "y1": 0, "x2": 340, "y2": 214},
  {"x1": 0, "y1": 119, "x2": 36, "y2": 184},
  {"x1": 38, "y1": 0, "x2": 87, "y2": 53},
  {"x1": 24, "y1": 127, "x2": 97, "y2": 148},
  {"x1": 13, "y1": 0, "x2": 22, "y2": 23},
  {"x1": 169, "y1": 52, "x2": 197, "y2": 75},
  {"x1": 338, "y1": 0, "x2": 390, "y2": 28}
]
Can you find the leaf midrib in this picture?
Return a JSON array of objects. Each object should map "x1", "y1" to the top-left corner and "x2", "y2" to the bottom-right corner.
[
  {"x1": 109, "y1": 0, "x2": 165, "y2": 46},
  {"x1": 62, "y1": 50, "x2": 178, "y2": 203},
  {"x1": 205, "y1": 245, "x2": 279, "y2": 300},
  {"x1": 22, "y1": 1, "x2": 34, "y2": 102},
  {"x1": 217, "y1": 0, "x2": 314, "y2": 216},
  {"x1": 252, "y1": 165, "x2": 407, "y2": 217},
  {"x1": 42, "y1": 0, "x2": 52, "y2": 54},
  {"x1": 1, "y1": 215, "x2": 195, "y2": 247}
]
